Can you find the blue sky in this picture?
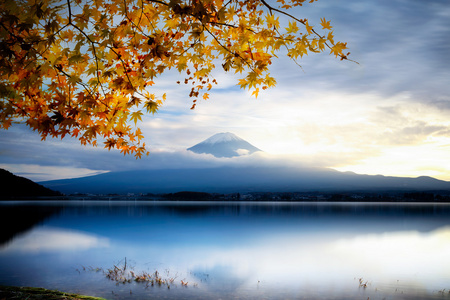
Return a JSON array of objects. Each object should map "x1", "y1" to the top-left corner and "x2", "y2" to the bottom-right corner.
[{"x1": 1, "y1": 0, "x2": 450, "y2": 182}]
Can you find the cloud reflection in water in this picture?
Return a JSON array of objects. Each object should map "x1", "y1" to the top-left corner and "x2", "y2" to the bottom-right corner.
[
  {"x1": 0, "y1": 226, "x2": 110, "y2": 253},
  {"x1": 155, "y1": 226, "x2": 450, "y2": 294}
]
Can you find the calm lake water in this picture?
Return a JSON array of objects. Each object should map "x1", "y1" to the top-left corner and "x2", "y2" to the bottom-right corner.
[{"x1": 1, "y1": 201, "x2": 450, "y2": 299}]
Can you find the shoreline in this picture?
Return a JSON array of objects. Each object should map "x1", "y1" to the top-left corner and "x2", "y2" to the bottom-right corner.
[{"x1": 0, "y1": 286, "x2": 106, "y2": 300}]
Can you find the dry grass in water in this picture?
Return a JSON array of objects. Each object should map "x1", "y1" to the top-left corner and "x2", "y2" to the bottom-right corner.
[{"x1": 83, "y1": 258, "x2": 196, "y2": 289}]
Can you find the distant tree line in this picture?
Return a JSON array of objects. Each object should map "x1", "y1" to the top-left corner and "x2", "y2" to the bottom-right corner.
[{"x1": 58, "y1": 191, "x2": 450, "y2": 202}]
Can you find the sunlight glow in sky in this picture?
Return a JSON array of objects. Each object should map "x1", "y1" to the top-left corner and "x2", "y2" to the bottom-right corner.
[{"x1": 0, "y1": 0, "x2": 449, "y2": 182}]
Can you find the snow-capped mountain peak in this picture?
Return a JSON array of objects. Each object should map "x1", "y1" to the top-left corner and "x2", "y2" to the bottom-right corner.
[
  {"x1": 187, "y1": 132, "x2": 261, "y2": 158},
  {"x1": 201, "y1": 132, "x2": 244, "y2": 144}
]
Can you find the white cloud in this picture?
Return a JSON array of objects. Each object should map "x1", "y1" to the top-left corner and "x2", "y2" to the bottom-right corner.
[{"x1": 0, "y1": 164, "x2": 110, "y2": 182}]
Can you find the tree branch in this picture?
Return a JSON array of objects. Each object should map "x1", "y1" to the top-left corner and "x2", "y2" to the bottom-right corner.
[
  {"x1": 259, "y1": 0, "x2": 357, "y2": 63},
  {"x1": 66, "y1": 0, "x2": 107, "y2": 97},
  {"x1": 202, "y1": 24, "x2": 256, "y2": 73}
]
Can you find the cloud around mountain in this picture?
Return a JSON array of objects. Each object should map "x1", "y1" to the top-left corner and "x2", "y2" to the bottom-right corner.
[{"x1": 187, "y1": 132, "x2": 262, "y2": 158}]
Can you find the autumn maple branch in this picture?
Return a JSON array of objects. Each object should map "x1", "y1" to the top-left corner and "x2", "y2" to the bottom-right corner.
[
  {"x1": 202, "y1": 24, "x2": 256, "y2": 73},
  {"x1": 259, "y1": 0, "x2": 356, "y2": 63},
  {"x1": 65, "y1": 0, "x2": 107, "y2": 97}
]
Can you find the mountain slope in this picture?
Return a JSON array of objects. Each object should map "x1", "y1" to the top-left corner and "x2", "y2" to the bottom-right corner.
[
  {"x1": 40, "y1": 166, "x2": 450, "y2": 195},
  {"x1": 0, "y1": 168, "x2": 61, "y2": 198},
  {"x1": 187, "y1": 132, "x2": 262, "y2": 157},
  {"x1": 38, "y1": 134, "x2": 450, "y2": 195}
]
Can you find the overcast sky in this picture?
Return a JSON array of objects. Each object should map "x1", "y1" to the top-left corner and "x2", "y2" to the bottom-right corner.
[{"x1": 1, "y1": 0, "x2": 450, "y2": 182}]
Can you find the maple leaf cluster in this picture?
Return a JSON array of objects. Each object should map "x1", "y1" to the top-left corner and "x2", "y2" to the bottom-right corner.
[{"x1": 0, "y1": 0, "x2": 352, "y2": 157}]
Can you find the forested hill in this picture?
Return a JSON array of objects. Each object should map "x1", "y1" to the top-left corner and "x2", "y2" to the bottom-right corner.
[{"x1": 0, "y1": 169, "x2": 61, "y2": 199}]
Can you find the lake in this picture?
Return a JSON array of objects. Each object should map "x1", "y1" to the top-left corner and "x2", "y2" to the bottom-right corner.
[{"x1": 1, "y1": 201, "x2": 450, "y2": 299}]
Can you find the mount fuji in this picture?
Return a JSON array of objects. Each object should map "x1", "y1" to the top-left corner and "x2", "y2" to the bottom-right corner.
[
  {"x1": 187, "y1": 132, "x2": 262, "y2": 158},
  {"x1": 39, "y1": 133, "x2": 450, "y2": 195}
]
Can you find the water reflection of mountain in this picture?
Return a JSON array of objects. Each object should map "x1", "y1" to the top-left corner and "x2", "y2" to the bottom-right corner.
[
  {"x1": 2, "y1": 202, "x2": 450, "y2": 248},
  {"x1": 22, "y1": 201, "x2": 450, "y2": 223},
  {"x1": 0, "y1": 205, "x2": 61, "y2": 246},
  {"x1": 70, "y1": 201, "x2": 450, "y2": 217}
]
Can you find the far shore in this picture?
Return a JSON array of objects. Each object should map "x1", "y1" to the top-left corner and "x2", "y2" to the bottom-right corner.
[{"x1": 1, "y1": 190, "x2": 450, "y2": 202}]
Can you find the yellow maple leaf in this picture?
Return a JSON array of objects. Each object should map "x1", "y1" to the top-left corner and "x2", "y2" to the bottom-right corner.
[
  {"x1": 320, "y1": 18, "x2": 332, "y2": 30},
  {"x1": 130, "y1": 111, "x2": 143, "y2": 125},
  {"x1": 330, "y1": 42, "x2": 348, "y2": 57},
  {"x1": 251, "y1": 88, "x2": 259, "y2": 98},
  {"x1": 286, "y1": 21, "x2": 299, "y2": 33},
  {"x1": 305, "y1": 20, "x2": 313, "y2": 35}
]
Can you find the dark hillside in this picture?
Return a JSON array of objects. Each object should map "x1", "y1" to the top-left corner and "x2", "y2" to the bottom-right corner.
[{"x1": 0, "y1": 168, "x2": 61, "y2": 198}]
